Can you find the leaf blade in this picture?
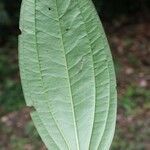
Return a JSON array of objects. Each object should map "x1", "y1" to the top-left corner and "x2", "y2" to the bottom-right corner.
[{"x1": 19, "y1": 0, "x2": 117, "y2": 150}]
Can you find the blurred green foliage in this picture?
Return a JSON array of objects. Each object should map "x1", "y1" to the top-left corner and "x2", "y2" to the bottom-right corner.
[{"x1": 119, "y1": 86, "x2": 150, "y2": 116}]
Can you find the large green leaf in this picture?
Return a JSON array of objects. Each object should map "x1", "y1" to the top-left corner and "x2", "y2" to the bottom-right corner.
[{"x1": 19, "y1": 0, "x2": 117, "y2": 150}]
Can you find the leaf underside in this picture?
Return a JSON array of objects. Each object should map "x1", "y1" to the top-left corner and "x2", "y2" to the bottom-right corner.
[{"x1": 19, "y1": 0, "x2": 117, "y2": 150}]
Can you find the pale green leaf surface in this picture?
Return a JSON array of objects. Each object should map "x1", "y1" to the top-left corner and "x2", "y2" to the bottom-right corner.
[
  {"x1": 74, "y1": 1, "x2": 117, "y2": 150},
  {"x1": 19, "y1": 0, "x2": 117, "y2": 150}
]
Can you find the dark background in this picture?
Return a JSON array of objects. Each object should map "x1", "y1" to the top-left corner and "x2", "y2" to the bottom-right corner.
[{"x1": 0, "y1": 0, "x2": 150, "y2": 149}]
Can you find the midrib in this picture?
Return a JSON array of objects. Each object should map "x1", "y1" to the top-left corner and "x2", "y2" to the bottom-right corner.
[{"x1": 55, "y1": 0, "x2": 80, "y2": 150}]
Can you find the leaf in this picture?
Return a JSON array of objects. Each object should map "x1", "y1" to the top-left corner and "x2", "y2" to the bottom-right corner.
[{"x1": 19, "y1": 0, "x2": 117, "y2": 150}]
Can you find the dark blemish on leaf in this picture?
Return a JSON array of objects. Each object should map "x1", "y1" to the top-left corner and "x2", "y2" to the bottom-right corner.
[
  {"x1": 36, "y1": 30, "x2": 42, "y2": 34},
  {"x1": 66, "y1": 28, "x2": 70, "y2": 32},
  {"x1": 48, "y1": 7, "x2": 51, "y2": 10},
  {"x1": 78, "y1": 57, "x2": 84, "y2": 73}
]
